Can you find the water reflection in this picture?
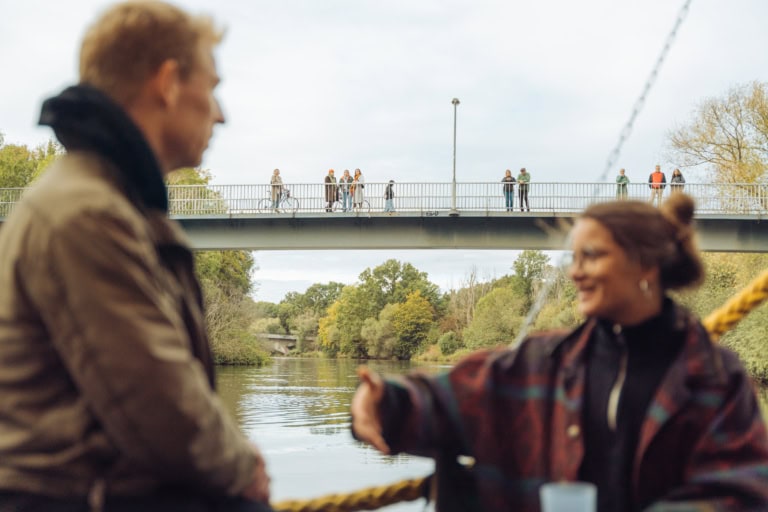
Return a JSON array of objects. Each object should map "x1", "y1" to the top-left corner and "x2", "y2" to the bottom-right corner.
[{"x1": 217, "y1": 358, "x2": 440, "y2": 511}]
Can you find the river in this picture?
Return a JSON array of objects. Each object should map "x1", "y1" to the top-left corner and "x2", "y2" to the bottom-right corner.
[
  {"x1": 217, "y1": 358, "x2": 768, "y2": 511},
  {"x1": 216, "y1": 358, "x2": 441, "y2": 511}
]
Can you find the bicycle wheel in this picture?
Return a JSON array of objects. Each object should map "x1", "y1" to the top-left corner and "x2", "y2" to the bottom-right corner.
[
  {"x1": 283, "y1": 196, "x2": 299, "y2": 213},
  {"x1": 258, "y1": 198, "x2": 274, "y2": 214}
]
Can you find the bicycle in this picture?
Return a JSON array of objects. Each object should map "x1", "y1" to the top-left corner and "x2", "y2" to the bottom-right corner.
[
  {"x1": 257, "y1": 188, "x2": 299, "y2": 214},
  {"x1": 332, "y1": 199, "x2": 370, "y2": 213}
]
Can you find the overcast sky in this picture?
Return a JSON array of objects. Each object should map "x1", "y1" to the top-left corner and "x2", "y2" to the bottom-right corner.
[{"x1": 2, "y1": 0, "x2": 767, "y2": 302}]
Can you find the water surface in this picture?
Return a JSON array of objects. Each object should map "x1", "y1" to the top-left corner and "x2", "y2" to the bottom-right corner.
[{"x1": 217, "y1": 358, "x2": 442, "y2": 511}]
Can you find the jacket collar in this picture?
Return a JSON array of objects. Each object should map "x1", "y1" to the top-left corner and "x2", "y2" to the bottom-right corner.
[
  {"x1": 549, "y1": 301, "x2": 725, "y2": 384},
  {"x1": 145, "y1": 210, "x2": 192, "y2": 248},
  {"x1": 38, "y1": 85, "x2": 168, "y2": 212}
]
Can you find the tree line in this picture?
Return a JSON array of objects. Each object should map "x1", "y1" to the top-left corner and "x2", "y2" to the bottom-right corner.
[{"x1": 253, "y1": 251, "x2": 767, "y2": 383}]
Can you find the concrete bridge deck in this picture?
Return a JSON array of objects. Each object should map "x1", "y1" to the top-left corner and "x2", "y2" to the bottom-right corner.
[{"x1": 2, "y1": 182, "x2": 766, "y2": 252}]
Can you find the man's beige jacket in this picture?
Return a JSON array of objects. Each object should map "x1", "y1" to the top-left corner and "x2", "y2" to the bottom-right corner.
[{"x1": 0, "y1": 152, "x2": 256, "y2": 498}]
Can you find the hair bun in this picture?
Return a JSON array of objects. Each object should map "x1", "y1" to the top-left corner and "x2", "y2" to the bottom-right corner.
[{"x1": 661, "y1": 193, "x2": 695, "y2": 228}]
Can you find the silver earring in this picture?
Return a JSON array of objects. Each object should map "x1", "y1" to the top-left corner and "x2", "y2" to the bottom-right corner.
[{"x1": 639, "y1": 279, "x2": 650, "y2": 296}]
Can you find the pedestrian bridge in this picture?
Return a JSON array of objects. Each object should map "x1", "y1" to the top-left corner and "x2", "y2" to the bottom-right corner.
[{"x1": 1, "y1": 182, "x2": 766, "y2": 252}]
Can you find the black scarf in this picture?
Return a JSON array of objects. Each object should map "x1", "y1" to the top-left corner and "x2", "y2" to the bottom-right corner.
[{"x1": 38, "y1": 85, "x2": 168, "y2": 212}]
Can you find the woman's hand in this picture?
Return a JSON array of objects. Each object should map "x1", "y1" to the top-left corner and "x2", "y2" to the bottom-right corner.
[{"x1": 351, "y1": 366, "x2": 391, "y2": 454}]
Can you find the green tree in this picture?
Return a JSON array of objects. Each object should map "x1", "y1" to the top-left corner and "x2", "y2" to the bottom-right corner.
[
  {"x1": 194, "y1": 249, "x2": 266, "y2": 365},
  {"x1": 302, "y1": 282, "x2": 345, "y2": 315},
  {"x1": 511, "y1": 250, "x2": 550, "y2": 310},
  {"x1": 251, "y1": 301, "x2": 279, "y2": 319},
  {"x1": 463, "y1": 287, "x2": 525, "y2": 349},
  {"x1": 437, "y1": 331, "x2": 463, "y2": 355},
  {"x1": 166, "y1": 167, "x2": 227, "y2": 215},
  {"x1": 334, "y1": 285, "x2": 371, "y2": 357},
  {"x1": 317, "y1": 261, "x2": 441, "y2": 358},
  {"x1": 277, "y1": 291, "x2": 303, "y2": 334},
  {"x1": 275, "y1": 282, "x2": 345, "y2": 336},
  {"x1": 361, "y1": 304, "x2": 398, "y2": 359},
  {"x1": 167, "y1": 167, "x2": 214, "y2": 185},
  {"x1": 196, "y1": 250, "x2": 255, "y2": 296},
  {"x1": 390, "y1": 291, "x2": 435, "y2": 359},
  {"x1": 172, "y1": 167, "x2": 264, "y2": 364},
  {"x1": 0, "y1": 136, "x2": 62, "y2": 214},
  {"x1": 358, "y1": 259, "x2": 441, "y2": 313}
]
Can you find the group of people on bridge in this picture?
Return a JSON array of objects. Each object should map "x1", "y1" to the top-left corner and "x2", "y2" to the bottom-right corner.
[
  {"x1": 616, "y1": 164, "x2": 687, "y2": 206},
  {"x1": 271, "y1": 168, "x2": 394, "y2": 213},
  {"x1": 0, "y1": 2, "x2": 766, "y2": 512},
  {"x1": 263, "y1": 163, "x2": 689, "y2": 215}
]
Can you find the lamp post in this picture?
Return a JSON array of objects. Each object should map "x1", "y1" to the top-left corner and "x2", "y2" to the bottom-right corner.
[{"x1": 450, "y1": 97, "x2": 460, "y2": 216}]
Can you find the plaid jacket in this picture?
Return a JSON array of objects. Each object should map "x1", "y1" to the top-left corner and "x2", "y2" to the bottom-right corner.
[{"x1": 380, "y1": 305, "x2": 768, "y2": 511}]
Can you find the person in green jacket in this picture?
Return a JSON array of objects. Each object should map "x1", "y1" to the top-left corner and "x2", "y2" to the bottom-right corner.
[
  {"x1": 616, "y1": 168, "x2": 630, "y2": 200},
  {"x1": 517, "y1": 167, "x2": 531, "y2": 211}
]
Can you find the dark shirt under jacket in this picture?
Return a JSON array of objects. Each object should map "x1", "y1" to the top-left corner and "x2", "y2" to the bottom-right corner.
[{"x1": 579, "y1": 299, "x2": 685, "y2": 512}]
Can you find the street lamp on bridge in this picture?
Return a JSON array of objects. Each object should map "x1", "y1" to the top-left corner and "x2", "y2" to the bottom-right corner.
[{"x1": 450, "y1": 97, "x2": 460, "y2": 216}]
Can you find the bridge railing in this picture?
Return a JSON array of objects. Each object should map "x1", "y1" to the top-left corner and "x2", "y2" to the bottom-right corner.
[
  {"x1": 1, "y1": 182, "x2": 766, "y2": 218},
  {"x1": 0, "y1": 188, "x2": 25, "y2": 218},
  {"x1": 170, "y1": 181, "x2": 768, "y2": 215}
]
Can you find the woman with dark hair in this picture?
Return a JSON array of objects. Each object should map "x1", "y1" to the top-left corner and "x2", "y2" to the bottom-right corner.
[
  {"x1": 670, "y1": 168, "x2": 686, "y2": 193},
  {"x1": 351, "y1": 194, "x2": 768, "y2": 512},
  {"x1": 501, "y1": 169, "x2": 515, "y2": 211}
]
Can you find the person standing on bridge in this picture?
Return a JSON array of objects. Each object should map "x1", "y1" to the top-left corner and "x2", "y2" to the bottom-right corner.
[
  {"x1": 351, "y1": 193, "x2": 768, "y2": 512},
  {"x1": 324, "y1": 168, "x2": 338, "y2": 212},
  {"x1": 648, "y1": 164, "x2": 666, "y2": 207},
  {"x1": 0, "y1": 2, "x2": 272, "y2": 510},
  {"x1": 384, "y1": 180, "x2": 396, "y2": 213},
  {"x1": 616, "y1": 168, "x2": 630, "y2": 200},
  {"x1": 339, "y1": 169, "x2": 353, "y2": 212},
  {"x1": 271, "y1": 168, "x2": 283, "y2": 212},
  {"x1": 352, "y1": 168, "x2": 365, "y2": 211},
  {"x1": 670, "y1": 168, "x2": 686, "y2": 194},
  {"x1": 501, "y1": 169, "x2": 515, "y2": 211},
  {"x1": 517, "y1": 167, "x2": 531, "y2": 211}
]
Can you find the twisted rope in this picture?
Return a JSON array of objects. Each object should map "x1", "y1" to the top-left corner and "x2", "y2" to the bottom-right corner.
[
  {"x1": 702, "y1": 269, "x2": 768, "y2": 340},
  {"x1": 272, "y1": 476, "x2": 428, "y2": 512}
]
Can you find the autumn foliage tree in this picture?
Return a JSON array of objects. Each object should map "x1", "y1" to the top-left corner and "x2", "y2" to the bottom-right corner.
[
  {"x1": 317, "y1": 260, "x2": 441, "y2": 359},
  {"x1": 390, "y1": 291, "x2": 434, "y2": 359},
  {"x1": 668, "y1": 81, "x2": 768, "y2": 184}
]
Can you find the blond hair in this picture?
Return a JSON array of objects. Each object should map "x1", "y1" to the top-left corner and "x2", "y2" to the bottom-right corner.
[{"x1": 79, "y1": 0, "x2": 223, "y2": 105}]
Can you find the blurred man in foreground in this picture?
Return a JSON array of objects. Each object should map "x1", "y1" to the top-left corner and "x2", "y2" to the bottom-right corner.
[{"x1": 0, "y1": 1, "x2": 271, "y2": 510}]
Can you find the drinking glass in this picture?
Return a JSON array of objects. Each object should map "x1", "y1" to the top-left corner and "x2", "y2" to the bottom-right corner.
[{"x1": 539, "y1": 481, "x2": 597, "y2": 512}]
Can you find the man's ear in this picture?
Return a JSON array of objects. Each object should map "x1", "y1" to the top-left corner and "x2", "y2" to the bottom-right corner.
[{"x1": 150, "y1": 59, "x2": 181, "y2": 108}]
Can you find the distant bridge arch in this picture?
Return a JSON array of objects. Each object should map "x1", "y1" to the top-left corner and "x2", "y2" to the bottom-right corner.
[{"x1": 255, "y1": 333, "x2": 317, "y2": 355}]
